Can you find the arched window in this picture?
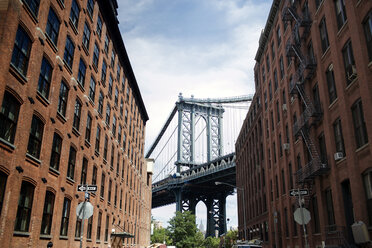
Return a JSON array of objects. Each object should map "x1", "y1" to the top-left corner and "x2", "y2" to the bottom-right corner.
[
  {"x1": 14, "y1": 181, "x2": 35, "y2": 232},
  {"x1": 40, "y1": 190, "x2": 55, "y2": 235}
]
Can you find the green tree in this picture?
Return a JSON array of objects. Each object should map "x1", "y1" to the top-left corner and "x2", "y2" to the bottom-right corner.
[
  {"x1": 224, "y1": 229, "x2": 238, "y2": 248},
  {"x1": 151, "y1": 226, "x2": 172, "y2": 244},
  {"x1": 167, "y1": 211, "x2": 204, "y2": 248},
  {"x1": 202, "y1": 236, "x2": 220, "y2": 248}
]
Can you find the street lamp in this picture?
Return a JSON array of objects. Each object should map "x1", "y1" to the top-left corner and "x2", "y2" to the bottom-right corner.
[{"x1": 215, "y1": 181, "x2": 247, "y2": 241}]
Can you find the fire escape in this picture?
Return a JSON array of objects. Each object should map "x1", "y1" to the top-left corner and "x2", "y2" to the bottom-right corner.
[{"x1": 282, "y1": 2, "x2": 329, "y2": 187}]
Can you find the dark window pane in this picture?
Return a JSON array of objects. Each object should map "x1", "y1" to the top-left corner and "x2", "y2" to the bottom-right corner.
[
  {"x1": 69, "y1": 0, "x2": 80, "y2": 28},
  {"x1": 45, "y1": 8, "x2": 60, "y2": 45},
  {"x1": 351, "y1": 99, "x2": 368, "y2": 148},
  {"x1": 50, "y1": 133, "x2": 62, "y2": 170},
  {"x1": 63, "y1": 36, "x2": 75, "y2": 68},
  {"x1": 363, "y1": 12, "x2": 372, "y2": 61},
  {"x1": 96, "y1": 15, "x2": 102, "y2": 38},
  {"x1": 23, "y1": 0, "x2": 40, "y2": 17},
  {"x1": 0, "y1": 172, "x2": 8, "y2": 215},
  {"x1": 11, "y1": 26, "x2": 32, "y2": 76},
  {"x1": 60, "y1": 198, "x2": 71, "y2": 236},
  {"x1": 27, "y1": 115, "x2": 44, "y2": 159},
  {"x1": 58, "y1": 81, "x2": 69, "y2": 116},
  {"x1": 73, "y1": 99, "x2": 82, "y2": 130},
  {"x1": 40, "y1": 191, "x2": 55, "y2": 235},
  {"x1": 77, "y1": 59, "x2": 86, "y2": 86},
  {"x1": 67, "y1": 146, "x2": 76, "y2": 179},
  {"x1": 14, "y1": 181, "x2": 35, "y2": 232},
  {"x1": 0, "y1": 91, "x2": 20, "y2": 143},
  {"x1": 37, "y1": 57, "x2": 53, "y2": 99},
  {"x1": 82, "y1": 22, "x2": 91, "y2": 49}
]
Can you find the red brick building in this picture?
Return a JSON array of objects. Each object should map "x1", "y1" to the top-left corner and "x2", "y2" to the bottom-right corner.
[
  {"x1": 0, "y1": 0, "x2": 152, "y2": 247},
  {"x1": 236, "y1": 0, "x2": 372, "y2": 247}
]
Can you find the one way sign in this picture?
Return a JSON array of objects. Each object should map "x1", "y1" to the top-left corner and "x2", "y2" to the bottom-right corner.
[
  {"x1": 290, "y1": 189, "x2": 309, "y2": 196},
  {"x1": 77, "y1": 184, "x2": 98, "y2": 192}
]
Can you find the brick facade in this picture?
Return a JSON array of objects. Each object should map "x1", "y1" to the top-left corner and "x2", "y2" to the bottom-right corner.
[
  {"x1": 236, "y1": 0, "x2": 372, "y2": 247},
  {"x1": 0, "y1": 0, "x2": 152, "y2": 247}
]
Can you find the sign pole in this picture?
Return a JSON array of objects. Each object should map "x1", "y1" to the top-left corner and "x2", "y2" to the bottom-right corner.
[
  {"x1": 298, "y1": 188, "x2": 309, "y2": 248},
  {"x1": 79, "y1": 185, "x2": 89, "y2": 248}
]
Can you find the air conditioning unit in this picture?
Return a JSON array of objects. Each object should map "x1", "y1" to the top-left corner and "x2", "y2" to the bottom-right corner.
[
  {"x1": 282, "y1": 104, "x2": 287, "y2": 111},
  {"x1": 283, "y1": 143, "x2": 290, "y2": 151},
  {"x1": 334, "y1": 152, "x2": 344, "y2": 161},
  {"x1": 347, "y1": 65, "x2": 357, "y2": 81}
]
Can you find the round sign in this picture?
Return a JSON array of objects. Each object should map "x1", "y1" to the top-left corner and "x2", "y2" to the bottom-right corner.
[
  {"x1": 294, "y1": 207, "x2": 311, "y2": 225},
  {"x1": 76, "y1": 202, "x2": 94, "y2": 220}
]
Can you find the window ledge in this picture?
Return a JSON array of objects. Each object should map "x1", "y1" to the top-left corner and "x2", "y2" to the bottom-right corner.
[
  {"x1": 59, "y1": 235, "x2": 68, "y2": 240},
  {"x1": 85, "y1": 140, "x2": 91, "y2": 148},
  {"x1": 74, "y1": 237, "x2": 80, "y2": 241},
  {"x1": 40, "y1": 234, "x2": 52, "y2": 240},
  {"x1": 345, "y1": 76, "x2": 358, "y2": 92},
  {"x1": 56, "y1": 0, "x2": 65, "y2": 9},
  {"x1": 72, "y1": 127, "x2": 81, "y2": 137},
  {"x1": 13, "y1": 231, "x2": 30, "y2": 237},
  {"x1": 0, "y1": 138, "x2": 15, "y2": 152},
  {"x1": 96, "y1": 240, "x2": 101, "y2": 244},
  {"x1": 336, "y1": 20, "x2": 348, "y2": 38},
  {"x1": 355, "y1": 143, "x2": 369, "y2": 154},
  {"x1": 9, "y1": 64, "x2": 28, "y2": 84},
  {"x1": 26, "y1": 153, "x2": 41, "y2": 166},
  {"x1": 95, "y1": 150, "x2": 100, "y2": 157},
  {"x1": 368, "y1": 61, "x2": 372, "y2": 69},
  {"x1": 36, "y1": 91, "x2": 50, "y2": 107},
  {"x1": 335, "y1": 156, "x2": 347, "y2": 165},
  {"x1": 82, "y1": 44, "x2": 90, "y2": 57},
  {"x1": 328, "y1": 98, "x2": 338, "y2": 111},
  {"x1": 49, "y1": 167, "x2": 60, "y2": 176},
  {"x1": 63, "y1": 61, "x2": 73, "y2": 75},
  {"x1": 66, "y1": 177, "x2": 75, "y2": 185},
  {"x1": 77, "y1": 82, "x2": 85, "y2": 93},
  {"x1": 21, "y1": 1, "x2": 39, "y2": 24},
  {"x1": 45, "y1": 34, "x2": 58, "y2": 53},
  {"x1": 56, "y1": 111, "x2": 67, "y2": 124},
  {"x1": 320, "y1": 46, "x2": 331, "y2": 61},
  {"x1": 68, "y1": 18, "x2": 79, "y2": 36}
]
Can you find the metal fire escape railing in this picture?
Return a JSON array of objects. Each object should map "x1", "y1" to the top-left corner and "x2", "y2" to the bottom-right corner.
[{"x1": 282, "y1": 1, "x2": 329, "y2": 185}]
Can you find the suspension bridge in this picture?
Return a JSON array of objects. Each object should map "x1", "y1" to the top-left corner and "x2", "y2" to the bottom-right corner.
[{"x1": 145, "y1": 93, "x2": 252, "y2": 237}]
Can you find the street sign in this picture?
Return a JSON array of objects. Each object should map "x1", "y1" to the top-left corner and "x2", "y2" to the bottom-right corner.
[
  {"x1": 290, "y1": 189, "x2": 309, "y2": 196},
  {"x1": 77, "y1": 184, "x2": 97, "y2": 192},
  {"x1": 294, "y1": 207, "x2": 311, "y2": 225},
  {"x1": 76, "y1": 201, "x2": 94, "y2": 220}
]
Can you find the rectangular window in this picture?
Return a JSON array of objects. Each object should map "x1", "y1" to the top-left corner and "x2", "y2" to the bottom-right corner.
[
  {"x1": 58, "y1": 81, "x2": 69, "y2": 116},
  {"x1": 80, "y1": 158, "x2": 88, "y2": 184},
  {"x1": 262, "y1": 65, "x2": 265, "y2": 82},
  {"x1": 106, "y1": 104, "x2": 111, "y2": 125},
  {"x1": 73, "y1": 99, "x2": 82, "y2": 131},
  {"x1": 23, "y1": 0, "x2": 40, "y2": 18},
  {"x1": 45, "y1": 8, "x2": 60, "y2": 45},
  {"x1": 108, "y1": 75, "x2": 113, "y2": 96},
  {"x1": 87, "y1": 217, "x2": 93, "y2": 239},
  {"x1": 334, "y1": 0, "x2": 347, "y2": 30},
  {"x1": 111, "y1": 51, "x2": 115, "y2": 68},
  {"x1": 87, "y1": 0, "x2": 94, "y2": 18},
  {"x1": 85, "y1": 114, "x2": 92, "y2": 143},
  {"x1": 0, "y1": 172, "x2": 7, "y2": 215},
  {"x1": 271, "y1": 41, "x2": 275, "y2": 59},
  {"x1": 27, "y1": 115, "x2": 44, "y2": 159},
  {"x1": 363, "y1": 11, "x2": 372, "y2": 62},
  {"x1": 284, "y1": 207, "x2": 289, "y2": 237},
  {"x1": 104, "y1": 35, "x2": 109, "y2": 54},
  {"x1": 326, "y1": 67, "x2": 337, "y2": 104},
  {"x1": 274, "y1": 69, "x2": 278, "y2": 91},
  {"x1": 40, "y1": 191, "x2": 55, "y2": 235},
  {"x1": 37, "y1": 58, "x2": 53, "y2": 99},
  {"x1": 50, "y1": 133, "x2": 62, "y2": 170},
  {"x1": 98, "y1": 91, "x2": 104, "y2": 114},
  {"x1": 312, "y1": 195, "x2": 321, "y2": 233},
  {"x1": 351, "y1": 99, "x2": 368, "y2": 148},
  {"x1": 95, "y1": 125, "x2": 101, "y2": 153},
  {"x1": 77, "y1": 59, "x2": 86, "y2": 86},
  {"x1": 279, "y1": 56, "x2": 284, "y2": 79},
  {"x1": 112, "y1": 116, "x2": 116, "y2": 137},
  {"x1": 101, "y1": 60, "x2": 107, "y2": 83},
  {"x1": 89, "y1": 77, "x2": 96, "y2": 101},
  {"x1": 288, "y1": 163, "x2": 293, "y2": 189},
  {"x1": 60, "y1": 198, "x2": 71, "y2": 236},
  {"x1": 277, "y1": 26, "x2": 281, "y2": 46},
  {"x1": 92, "y1": 166, "x2": 97, "y2": 185},
  {"x1": 63, "y1": 36, "x2": 75, "y2": 69},
  {"x1": 104, "y1": 215, "x2": 109, "y2": 241},
  {"x1": 325, "y1": 188, "x2": 336, "y2": 227},
  {"x1": 342, "y1": 40, "x2": 356, "y2": 85},
  {"x1": 93, "y1": 43, "x2": 99, "y2": 68},
  {"x1": 281, "y1": 169, "x2": 285, "y2": 194},
  {"x1": 363, "y1": 170, "x2": 372, "y2": 225},
  {"x1": 69, "y1": 0, "x2": 80, "y2": 28},
  {"x1": 319, "y1": 17, "x2": 330, "y2": 53},
  {"x1": 266, "y1": 55, "x2": 270, "y2": 72},
  {"x1": 276, "y1": 100, "x2": 280, "y2": 123},
  {"x1": 110, "y1": 144, "x2": 115, "y2": 169},
  {"x1": 14, "y1": 181, "x2": 35, "y2": 232},
  {"x1": 318, "y1": 132, "x2": 328, "y2": 165},
  {"x1": 96, "y1": 15, "x2": 102, "y2": 38},
  {"x1": 0, "y1": 91, "x2": 20, "y2": 144},
  {"x1": 117, "y1": 64, "x2": 121, "y2": 81},
  {"x1": 67, "y1": 146, "x2": 76, "y2": 179},
  {"x1": 333, "y1": 118, "x2": 346, "y2": 156},
  {"x1": 114, "y1": 88, "x2": 119, "y2": 106},
  {"x1": 108, "y1": 179, "x2": 112, "y2": 203},
  {"x1": 82, "y1": 22, "x2": 91, "y2": 50},
  {"x1": 100, "y1": 173, "x2": 105, "y2": 198},
  {"x1": 11, "y1": 26, "x2": 32, "y2": 76},
  {"x1": 96, "y1": 212, "x2": 102, "y2": 240}
]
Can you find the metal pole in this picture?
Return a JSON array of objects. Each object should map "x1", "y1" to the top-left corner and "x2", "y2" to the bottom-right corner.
[{"x1": 298, "y1": 188, "x2": 309, "y2": 248}]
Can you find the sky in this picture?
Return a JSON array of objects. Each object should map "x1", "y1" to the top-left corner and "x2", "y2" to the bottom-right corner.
[{"x1": 117, "y1": 0, "x2": 272, "y2": 231}]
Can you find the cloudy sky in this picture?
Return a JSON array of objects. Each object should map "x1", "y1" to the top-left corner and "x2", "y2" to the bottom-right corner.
[{"x1": 117, "y1": 0, "x2": 272, "y2": 230}]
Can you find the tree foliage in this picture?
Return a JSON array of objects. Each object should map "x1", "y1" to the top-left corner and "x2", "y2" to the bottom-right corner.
[
  {"x1": 202, "y1": 236, "x2": 220, "y2": 248},
  {"x1": 224, "y1": 229, "x2": 238, "y2": 248},
  {"x1": 151, "y1": 226, "x2": 172, "y2": 244},
  {"x1": 167, "y1": 211, "x2": 204, "y2": 248}
]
